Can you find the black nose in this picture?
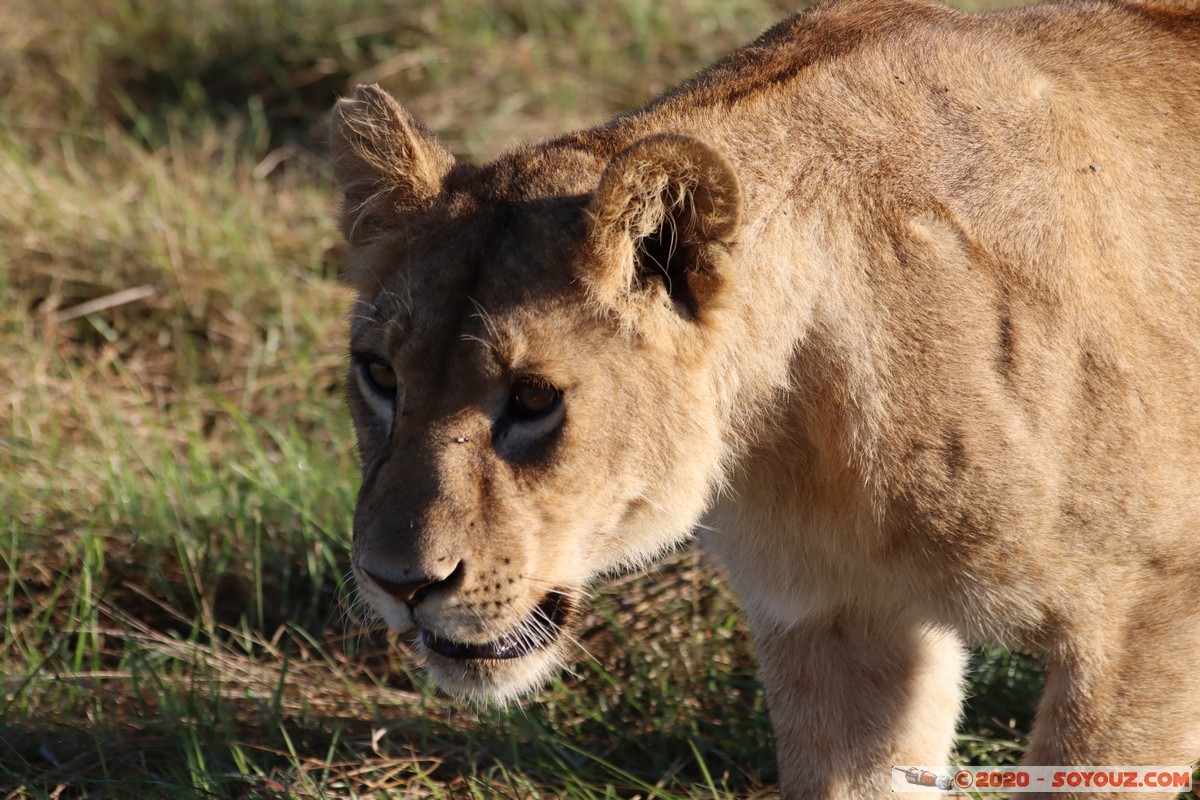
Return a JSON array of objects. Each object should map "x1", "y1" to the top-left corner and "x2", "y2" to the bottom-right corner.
[{"x1": 361, "y1": 560, "x2": 463, "y2": 607}]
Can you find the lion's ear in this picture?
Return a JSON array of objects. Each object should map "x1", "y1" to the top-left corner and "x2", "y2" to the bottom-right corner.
[
  {"x1": 330, "y1": 84, "x2": 454, "y2": 245},
  {"x1": 585, "y1": 134, "x2": 741, "y2": 323}
]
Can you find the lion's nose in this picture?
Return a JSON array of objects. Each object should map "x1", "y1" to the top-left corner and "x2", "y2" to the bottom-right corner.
[{"x1": 361, "y1": 560, "x2": 464, "y2": 607}]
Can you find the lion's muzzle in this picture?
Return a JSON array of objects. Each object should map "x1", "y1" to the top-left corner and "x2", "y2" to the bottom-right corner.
[{"x1": 422, "y1": 590, "x2": 574, "y2": 660}]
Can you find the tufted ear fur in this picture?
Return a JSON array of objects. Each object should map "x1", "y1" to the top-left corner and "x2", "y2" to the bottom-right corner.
[
  {"x1": 329, "y1": 84, "x2": 455, "y2": 247},
  {"x1": 585, "y1": 134, "x2": 742, "y2": 324}
]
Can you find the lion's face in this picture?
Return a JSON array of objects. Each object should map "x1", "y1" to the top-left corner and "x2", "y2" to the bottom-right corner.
[{"x1": 333, "y1": 87, "x2": 742, "y2": 700}]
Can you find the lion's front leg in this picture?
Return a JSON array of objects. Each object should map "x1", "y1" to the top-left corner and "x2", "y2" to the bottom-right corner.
[{"x1": 751, "y1": 612, "x2": 966, "y2": 800}]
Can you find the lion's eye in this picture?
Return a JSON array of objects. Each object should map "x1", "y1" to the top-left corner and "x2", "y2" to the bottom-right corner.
[
  {"x1": 364, "y1": 359, "x2": 397, "y2": 394},
  {"x1": 510, "y1": 377, "x2": 560, "y2": 418}
]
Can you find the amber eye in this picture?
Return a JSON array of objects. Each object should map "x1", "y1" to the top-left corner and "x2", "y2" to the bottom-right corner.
[
  {"x1": 364, "y1": 359, "x2": 397, "y2": 393},
  {"x1": 511, "y1": 377, "x2": 560, "y2": 417}
]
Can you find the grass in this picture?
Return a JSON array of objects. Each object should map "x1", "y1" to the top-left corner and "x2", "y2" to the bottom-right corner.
[{"x1": 3, "y1": 0, "x2": 1181, "y2": 797}]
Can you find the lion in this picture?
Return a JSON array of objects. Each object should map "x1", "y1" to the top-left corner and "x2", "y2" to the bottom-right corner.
[{"x1": 328, "y1": 0, "x2": 1200, "y2": 795}]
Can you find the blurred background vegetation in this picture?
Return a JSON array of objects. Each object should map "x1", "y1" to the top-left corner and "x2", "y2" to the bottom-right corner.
[{"x1": 0, "y1": 0, "x2": 1127, "y2": 797}]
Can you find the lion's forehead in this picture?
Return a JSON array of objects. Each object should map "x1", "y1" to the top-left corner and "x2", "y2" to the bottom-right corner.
[{"x1": 351, "y1": 199, "x2": 594, "y2": 357}]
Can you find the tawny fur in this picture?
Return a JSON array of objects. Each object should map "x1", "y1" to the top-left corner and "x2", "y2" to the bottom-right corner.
[{"x1": 329, "y1": 0, "x2": 1200, "y2": 796}]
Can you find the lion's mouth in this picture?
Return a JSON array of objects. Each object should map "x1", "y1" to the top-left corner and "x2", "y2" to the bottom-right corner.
[{"x1": 421, "y1": 591, "x2": 573, "y2": 660}]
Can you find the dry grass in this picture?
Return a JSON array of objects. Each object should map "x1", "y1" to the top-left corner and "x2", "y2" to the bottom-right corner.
[{"x1": 1, "y1": 2, "x2": 794, "y2": 795}]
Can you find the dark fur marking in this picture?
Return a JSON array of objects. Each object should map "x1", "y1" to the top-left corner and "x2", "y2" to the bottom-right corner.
[
  {"x1": 943, "y1": 429, "x2": 966, "y2": 481},
  {"x1": 998, "y1": 314, "x2": 1015, "y2": 379}
]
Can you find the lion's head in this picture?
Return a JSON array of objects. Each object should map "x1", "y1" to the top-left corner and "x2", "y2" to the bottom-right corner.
[{"x1": 330, "y1": 85, "x2": 742, "y2": 700}]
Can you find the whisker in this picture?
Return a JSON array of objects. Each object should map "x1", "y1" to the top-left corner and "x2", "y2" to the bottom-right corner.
[
  {"x1": 467, "y1": 296, "x2": 501, "y2": 341},
  {"x1": 637, "y1": 494, "x2": 726, "y2": 536},
  {"x1": 459, "y1": 333, "x2": 498, "y2": 355},
  {"x1": 517, "y1": 574, "x2": 594, "y2": 602},
  {"x1": 517, "y1": 574, "x2": 572, "y2": 593}
]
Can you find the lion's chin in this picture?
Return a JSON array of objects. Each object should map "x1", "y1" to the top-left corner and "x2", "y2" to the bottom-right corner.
[
  {"x1": 419, "y1": 642, "x2": 567, "y2": 704},
  {"x1": 411, "y1": 589, "x2": 578, "y2": 703}
]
